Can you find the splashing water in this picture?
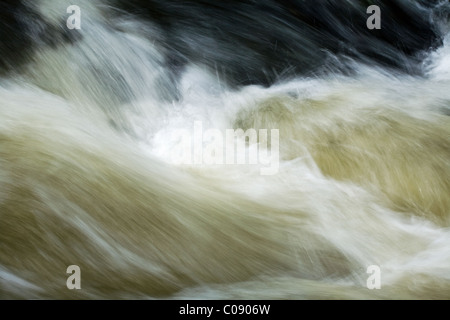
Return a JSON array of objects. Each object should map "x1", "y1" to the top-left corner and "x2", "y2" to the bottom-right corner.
[{"x1": 0, "y1": 0, "x2": 449, "y2": 299}]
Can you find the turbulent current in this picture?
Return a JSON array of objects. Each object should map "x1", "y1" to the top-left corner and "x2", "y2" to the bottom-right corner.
[{"x1": 0, "y1": 0, "x2": 449, "y2": 299}]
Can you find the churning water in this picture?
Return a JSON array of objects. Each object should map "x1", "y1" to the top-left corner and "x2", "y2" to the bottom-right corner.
[{"x1": 0, "y1": 0, "x2": 449, "y2": 299}]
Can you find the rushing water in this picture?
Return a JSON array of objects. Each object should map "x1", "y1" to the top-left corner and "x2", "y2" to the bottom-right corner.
[{"x1": 0, "y1": 0, "x2": 449, "y2": 299}]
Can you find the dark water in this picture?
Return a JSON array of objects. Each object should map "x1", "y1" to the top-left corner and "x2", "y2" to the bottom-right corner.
[{"x1": 0, "y1": 0, "x2": 449, "y2": 299}]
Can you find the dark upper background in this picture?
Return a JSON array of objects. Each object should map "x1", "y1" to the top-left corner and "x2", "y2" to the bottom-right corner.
[{"x1": 0, "y1": 0, "x2": 448, "y2": 86}]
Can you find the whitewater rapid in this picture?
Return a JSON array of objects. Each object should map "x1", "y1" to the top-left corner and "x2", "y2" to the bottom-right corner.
[{"x1": 0, "y1": 0, "x2": 449, "y2": 299}]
